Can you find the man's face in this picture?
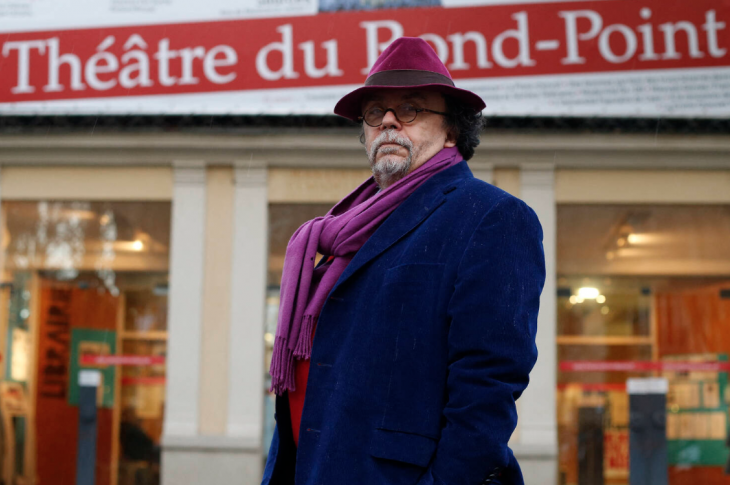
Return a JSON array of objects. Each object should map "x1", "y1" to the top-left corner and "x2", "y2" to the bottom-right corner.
[{"x1": 362, "y1": 90, "x2": 456, "y2": 189}]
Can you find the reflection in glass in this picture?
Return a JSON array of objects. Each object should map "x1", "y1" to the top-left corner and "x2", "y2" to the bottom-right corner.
[{"x1": 0, "y1": 201, "x2": 170, "y2": 485}]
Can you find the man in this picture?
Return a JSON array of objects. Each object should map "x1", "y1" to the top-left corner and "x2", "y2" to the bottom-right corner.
[{"x1": 263, "y1": 37, "x2": 545, "y2": 485}]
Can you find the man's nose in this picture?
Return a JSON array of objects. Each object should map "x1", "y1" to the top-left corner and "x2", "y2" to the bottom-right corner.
[{"x1": 380, "y1": 109, "x2": 402, "y2": 131}]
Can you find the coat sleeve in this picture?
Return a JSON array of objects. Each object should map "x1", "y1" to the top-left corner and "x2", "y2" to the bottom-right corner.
[{"x1": 416, "y1": 195, "x2": 546, "y2": 485}]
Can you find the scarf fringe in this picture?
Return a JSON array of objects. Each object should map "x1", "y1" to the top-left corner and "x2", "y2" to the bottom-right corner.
[
  {"x1": 293, "y1": 314, "x2": 316, "y2": 360},
  {"x1": 269, "y1": 337, "x2": 296, "y2": 395},
  {"x1": 269, "y1": 314, "x2": 317, "y2": 395}
]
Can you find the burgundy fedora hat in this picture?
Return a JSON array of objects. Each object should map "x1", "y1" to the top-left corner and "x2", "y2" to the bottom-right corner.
[{"x1": 334, "y1": 36, "x2": 486, "y2": 121}]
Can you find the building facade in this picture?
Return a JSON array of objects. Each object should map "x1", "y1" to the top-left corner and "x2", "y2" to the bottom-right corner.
[{"x1": 0, "y1": 117, "x2": 728, "y2": 485}]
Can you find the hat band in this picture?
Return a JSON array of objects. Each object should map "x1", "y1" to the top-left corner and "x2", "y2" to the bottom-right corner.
[{"x1": 365, "y1": 69, "x2": 455, "y2": 87}]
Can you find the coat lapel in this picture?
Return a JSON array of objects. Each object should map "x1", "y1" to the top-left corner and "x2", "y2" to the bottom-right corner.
[{"x1": 330, "y1": 161, "x2": 472, "y2": 294}]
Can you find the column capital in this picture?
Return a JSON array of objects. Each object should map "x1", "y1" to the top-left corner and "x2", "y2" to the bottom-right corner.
[
  {"x1": 173, "y1": 161, "x2": 206, "y2": 185},
  {"x1": 233, "y1": 160, "x2": 268, "y2": 188},
  {"x1": 521, "y1": 161, "x2": 556, "y2": 171},
  {"x1": 520, "y1": 162, "x2": 555, "y2": 188}
]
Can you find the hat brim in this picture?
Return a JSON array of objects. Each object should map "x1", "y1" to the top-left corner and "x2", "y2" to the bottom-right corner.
[{"x1": 334, "y1": 83, "x2": 486, "y2": 122}]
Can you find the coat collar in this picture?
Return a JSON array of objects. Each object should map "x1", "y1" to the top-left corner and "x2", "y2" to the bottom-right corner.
[{"x1": 330, "y1": 160, "x2": 473, "y2": 294}]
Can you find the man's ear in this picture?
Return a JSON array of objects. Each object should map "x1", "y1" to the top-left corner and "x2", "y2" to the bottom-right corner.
[{"x1": 444, "y1": 129, "x2": 457, "y2": 148}]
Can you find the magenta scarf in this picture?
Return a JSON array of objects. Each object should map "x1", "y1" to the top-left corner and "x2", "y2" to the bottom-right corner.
[{"x1": 269, "y1": 146, "x2": 463, "y2": 395}]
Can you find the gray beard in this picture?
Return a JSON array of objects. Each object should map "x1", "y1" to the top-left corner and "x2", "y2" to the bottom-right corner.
[{"x1": 367, "y1": 130, "x2": 418, "y2": 189}]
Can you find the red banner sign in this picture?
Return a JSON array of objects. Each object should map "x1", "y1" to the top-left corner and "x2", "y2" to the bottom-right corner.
[
  {"x1": 605, "y1": 430, "x2": 629, "y2": 475},
  {"x1": 121, "y1": 376, "x2": 166, "y2": 385},
  {"x1": 80, "y1": 355, "x2": 165, "y2": 366},
  {"x1": 0, "y1": 0, "x2": 728, "y2": 115},
  {"x1": 557, "y1": 383, "x2": 627, "y2": 391}
]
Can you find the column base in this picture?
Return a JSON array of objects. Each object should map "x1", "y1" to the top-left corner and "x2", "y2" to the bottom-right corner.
[
  {"x1": 161, "y1": 435, "x2": 262, "y2": 485},
  {"x1": 512, "y1": 444, "x2": 558, "y2": 485}
]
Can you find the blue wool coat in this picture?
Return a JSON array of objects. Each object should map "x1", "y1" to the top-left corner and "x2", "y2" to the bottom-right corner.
[{"x1": 262, "y1": 160, "x2": 546, "y2": 485}]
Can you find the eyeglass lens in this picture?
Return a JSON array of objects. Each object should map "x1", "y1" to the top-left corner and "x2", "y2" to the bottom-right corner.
[{"x1": 364, "y1": 104, "x2": 418, "y2": 126}]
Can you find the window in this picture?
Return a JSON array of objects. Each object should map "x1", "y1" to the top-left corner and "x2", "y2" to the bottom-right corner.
[
  {"x1": 0, "y1": 201, "x2": 170, "y2": 485},
  {"x1": 557, "y1": 204, "x2": 730, "y2": 485}
]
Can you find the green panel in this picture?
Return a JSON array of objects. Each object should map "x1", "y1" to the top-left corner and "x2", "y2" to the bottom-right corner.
[
  {"x1": 667, "y1": 353, "x2": 729, "y2": 467},
  {"x1": 668, "y1": 440, "x2": 730, "y2": 466},
  {"x1": 68, "y1": 328, "x2": 116, "y2": 408}
]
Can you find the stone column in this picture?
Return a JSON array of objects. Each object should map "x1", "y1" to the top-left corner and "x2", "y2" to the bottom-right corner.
[
  {"x1": 226, "y1": 161, "x2": 268, "y2": 481},
  {"x1": 162, "y1": 161, "x2": 267, "y2": 485},
  {"x1": 164, "y1": 161, "x2": 207, "y2": 438},
  {"x1": 228, "y1": 161, "x2": 268, "y2": 444},
  {"x1": 514, "y1": 163, "x2": 558, "y2": 485}
]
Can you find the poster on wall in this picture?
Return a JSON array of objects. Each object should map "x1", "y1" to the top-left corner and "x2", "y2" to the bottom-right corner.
[
  {"x1": 0, "y1": 0, "x2": 728, "y2": 116},
  {"x1": 663, "y1": 353, "x2": 730, "y2": 467},
  {"x1": 68, "y1": 328, "x2": 117, "y2": 409}
]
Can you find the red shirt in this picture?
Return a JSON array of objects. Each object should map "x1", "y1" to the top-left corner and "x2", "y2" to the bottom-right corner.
[{"x1": 288, "y1": 320, "x2": 317, "y2": 447}]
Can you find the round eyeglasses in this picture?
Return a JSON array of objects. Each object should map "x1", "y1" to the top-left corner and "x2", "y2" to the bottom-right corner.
[{"x1": 358, "y1": 103, "x2": 449, "y2": 127}]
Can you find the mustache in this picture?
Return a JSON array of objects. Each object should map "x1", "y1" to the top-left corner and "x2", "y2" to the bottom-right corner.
[{"x1": 369, "y1": 130, "x2": 413, "y2": 159}]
